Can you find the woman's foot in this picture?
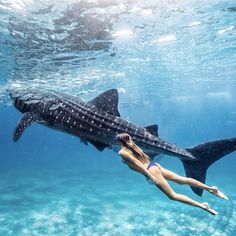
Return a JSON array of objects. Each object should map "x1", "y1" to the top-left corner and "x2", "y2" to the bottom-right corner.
[
  {"x1": 202, "y1": 202, "x2": 218, "y2": 215},
  {"x1": 209, "y1": 186, "x2": 229, "y2": 200}
]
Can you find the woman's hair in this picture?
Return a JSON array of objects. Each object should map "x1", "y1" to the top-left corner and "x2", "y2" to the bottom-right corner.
[
  {"x1": 118, "y1": 133, "x2": 151, "y2": 163},
  {"x1": 126, "y1": 137, "x2": 151, "y2": 163},
  {"x1": 134, "y1": 145, "x2": 151, "y2": 163}
]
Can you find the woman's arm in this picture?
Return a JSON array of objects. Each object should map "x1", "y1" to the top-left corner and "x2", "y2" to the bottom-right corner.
[{"x1": 119, "y1": 149, "x2": 158, "y2": 183}]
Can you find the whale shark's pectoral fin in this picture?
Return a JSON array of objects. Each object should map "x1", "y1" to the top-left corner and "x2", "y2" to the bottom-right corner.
[
  {"x1": 80, "y1": 138, "x2": 88, "y2": 145},
  {"x1": 144, "y1": 124, "x2": 159, "y2": 137},
  {"x1": 88, "y1": 89, "x2": 120, "y2": 117},
  {"x1": 13, "y1": 112, "x2": 43, "y2": 142}
]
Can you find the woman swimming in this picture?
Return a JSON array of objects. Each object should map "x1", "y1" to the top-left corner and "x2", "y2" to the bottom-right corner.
[{"x1": 117, "y1": 133, "x2": 228, "y2": 215}]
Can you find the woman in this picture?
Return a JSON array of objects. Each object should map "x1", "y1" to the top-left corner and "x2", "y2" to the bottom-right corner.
[{"x1": 117, "y1": 133, "x2": 228, "y2": 215}]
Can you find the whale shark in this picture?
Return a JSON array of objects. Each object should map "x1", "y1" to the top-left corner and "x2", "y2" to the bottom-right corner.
[{"x1": 9, "y1": 88, "x2": 236, "y2": 196}]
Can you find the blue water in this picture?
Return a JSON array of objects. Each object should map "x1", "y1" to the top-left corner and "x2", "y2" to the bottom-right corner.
[{"x1": 0, "y1": 0, "x2": 236, "y2": 235}]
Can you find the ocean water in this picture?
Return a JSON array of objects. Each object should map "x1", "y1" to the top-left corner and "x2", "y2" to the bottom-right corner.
[{"x1": 0, "y1": 0, "x2": 236, "y2": 235}]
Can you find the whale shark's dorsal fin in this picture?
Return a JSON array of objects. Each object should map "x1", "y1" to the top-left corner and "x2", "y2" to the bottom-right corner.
[
  {"x1": 13, "y1": 112, "x2": 43, "y2": 142},
  {"x1": 88, "y1": 89, "x2": 120, "y2": 117},
  {"x1": 145, "y1": 124, "x2": 159, "y2": 137}
]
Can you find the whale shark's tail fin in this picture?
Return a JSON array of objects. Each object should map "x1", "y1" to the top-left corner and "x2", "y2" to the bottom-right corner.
[{"x1": 182, "y1": 138, "x2": 236, "y2": 196}]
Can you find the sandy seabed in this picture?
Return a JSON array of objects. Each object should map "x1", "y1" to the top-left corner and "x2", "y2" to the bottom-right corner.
[{"x1": 0, "y1": 168, "x2": 235, "y2": 236}]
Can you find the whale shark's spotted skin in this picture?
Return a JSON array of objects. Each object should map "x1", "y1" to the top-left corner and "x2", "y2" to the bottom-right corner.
[
  {"x1": 10, "y1": 89, "x2": 193, "y2": 158},
  {"x1": 10, "y1": 88, "x2": 236, "y2": 196}
]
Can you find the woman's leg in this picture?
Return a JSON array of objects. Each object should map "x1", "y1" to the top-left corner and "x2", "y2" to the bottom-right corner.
[
  {"x1": 148, "y1": 166, "x2": 218, "y2": 215},
  {"x1": 157, "y1": 164, "x2": 228, "y2": 200}
]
